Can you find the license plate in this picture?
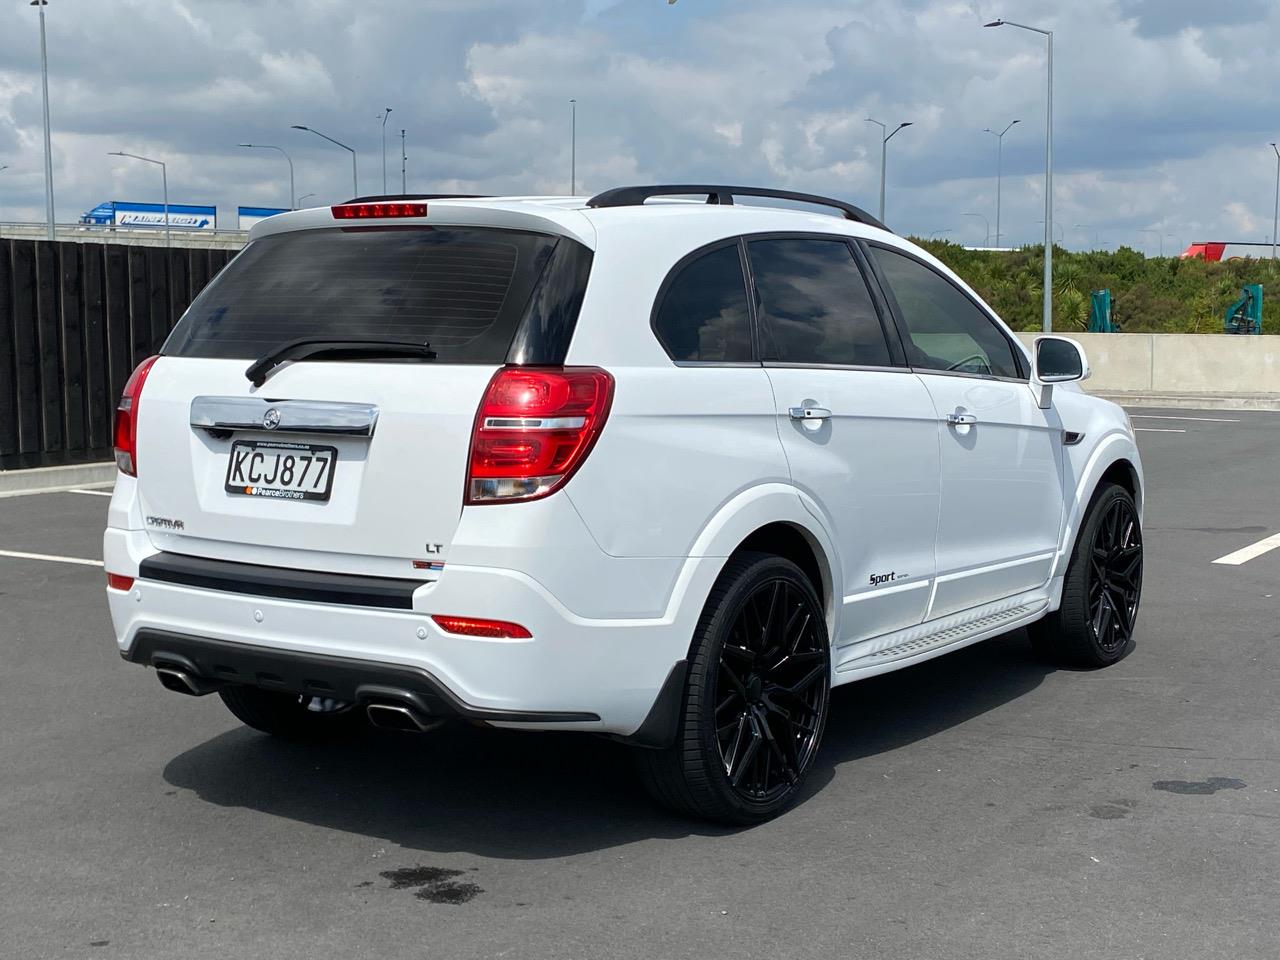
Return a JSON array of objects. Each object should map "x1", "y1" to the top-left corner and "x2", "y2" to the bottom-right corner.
[{"x1": 224, "y1": 439, "x2": 338, "y2": 502}]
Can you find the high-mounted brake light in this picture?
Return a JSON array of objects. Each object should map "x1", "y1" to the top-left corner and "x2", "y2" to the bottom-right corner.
[
  {"x1": 331, "y1": 202, "x2": 428, "y2": 219},
  {"x1": 465, "y1": 366, "x2": 614, "y2": 504},
  {"x1": 113, "y1": 355, "x2": 160, "y2": 477},
  {"x1": 432, "y1": 615, "x2": 532, "y2": 639}
]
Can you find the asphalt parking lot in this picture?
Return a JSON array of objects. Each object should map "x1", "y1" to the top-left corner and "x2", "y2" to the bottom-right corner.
[{"x1": 3, "y1": 408, "x2": 1278, "y2": 960}]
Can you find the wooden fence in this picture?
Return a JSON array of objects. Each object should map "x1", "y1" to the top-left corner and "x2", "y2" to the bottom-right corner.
[{"x1": 0, "y1": 239, "x2": 236, "y2": 470}]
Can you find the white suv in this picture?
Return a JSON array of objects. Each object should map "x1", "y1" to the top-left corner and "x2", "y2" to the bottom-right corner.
[{"x1": 105, "y1": 185, "x2": 1144, "y2": 824}]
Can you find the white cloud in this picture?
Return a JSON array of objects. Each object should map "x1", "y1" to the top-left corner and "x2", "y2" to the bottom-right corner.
[{"x1": 0, "y1": 0, "x2": 1277, "y2": 247}]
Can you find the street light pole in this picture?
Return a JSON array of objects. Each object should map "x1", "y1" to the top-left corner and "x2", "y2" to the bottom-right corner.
[
  {"x1": 569, "y1": 99, "x2": 577, "y2": 195},
  {"x1": 1271, "y1": 143, "x2": 1279, "y2": 261},
  {"x1": 986, "y1": 19, "x2": 1053, "y2": 332},
  {"x1": 32, "y1": 0, "x2": 55, "y2": 240},
  {"x1": 238, "y1": 143, "x2": 295, "y2": 209},
  {"x1": 963, "y1": 212, "x2": 991, "y2": 246},
  {"x1": 983, "y1": 119, "x2": 1020, "y2": 247},
  {"x1": 108, "y1": 151, "x2": 169, "y2": 246},
  {"x1": 297, "y1": 193, "x2": 317, "y2": 206},
  {"x1": 864, "y1": 118, "x2": 912, "y2": 223},
  {"x1": 378, "y1": 107, "x2": 392, "y2": 193},
  {"x1": 292, "y1": 125, "x2": 357, "y2": 197},
  {"x1": 400, "y1": 129, "x2": 406, "y2": 194}
]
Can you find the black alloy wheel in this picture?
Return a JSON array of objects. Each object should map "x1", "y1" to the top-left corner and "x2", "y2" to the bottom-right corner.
[
  {"x1": 1087, "y1": 494, "x2": 1143, "y2": 655},
  {"x1": 636, "y1": 551, "x2": 831, "y2": 824},
  {"x1": 1029, "y1": 482, "x2": 1143, "y2": 668},
  {"x1": 715, "y1": 578, "x2": 828, "y2": 803}
]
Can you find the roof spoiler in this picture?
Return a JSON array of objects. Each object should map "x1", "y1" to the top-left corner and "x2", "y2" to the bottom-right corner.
[
  {"x1": 343, "y1": 193, "x2": 492, "y2": 204},
  {"x1": 585, "y1": 184, "x2": 889, "y2": 232}
]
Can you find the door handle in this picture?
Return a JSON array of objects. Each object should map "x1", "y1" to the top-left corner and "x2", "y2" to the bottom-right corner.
[
  {"x1": 946, "y1": 412, "x2": 977, "y2": 426},
  {"x1": 789, "y1": 405, "x2": 832, "y2": 421}
]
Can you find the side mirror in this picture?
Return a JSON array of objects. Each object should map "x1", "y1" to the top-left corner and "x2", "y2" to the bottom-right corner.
[{"x1": 1031, "y1": 336, "x2": 1090, "y2": 408}]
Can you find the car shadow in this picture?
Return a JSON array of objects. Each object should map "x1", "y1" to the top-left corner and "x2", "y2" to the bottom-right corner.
[{"x1": 163, "y1": 630, "x2": 1051, "y2": 858}]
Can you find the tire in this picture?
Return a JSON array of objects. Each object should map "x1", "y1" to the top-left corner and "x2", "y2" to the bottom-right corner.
[
  {"x1": 1029, "y1": 482, "x2": 1143, "y2": 668},
  {"x1": 636, "y1": 551, "x2": 830, "y2": 825},
  {"x1": 219, "y1": 686, "x2": 364, "y2": 741}
]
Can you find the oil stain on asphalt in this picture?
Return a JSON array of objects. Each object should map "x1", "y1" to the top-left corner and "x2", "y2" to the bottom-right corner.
[
  {"x1": 1152, "y1": 777, "x2": 1246, "y2": 795},
  {"x1": 380, "y1": 865, "x2": 483, "y2": 904},
  {"x1": 1089, "y1": 799, "x2": 1138, "y2": 820}
]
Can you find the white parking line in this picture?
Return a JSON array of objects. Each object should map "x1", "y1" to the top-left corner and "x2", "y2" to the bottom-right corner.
[
  {"x1": 0, "y1": 548, "x2": 103, "y2": 568},
  {"x1": 1212, "y1": 533, "x2": 1280, "y2": 566},
  {"x1": 68, "y1": 488, "x2": 113, "y2": 497},
  {"x1": 1135, "y1": 428, "x2": 1186, "y2": 433},
  {"x1": 1130, "y1": 415, "x2": 1239, "y2": 423}
]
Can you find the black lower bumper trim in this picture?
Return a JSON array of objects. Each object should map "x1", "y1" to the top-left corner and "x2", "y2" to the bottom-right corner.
[
  {"x1": 138, "y1": 552, "x2": 427, "y2": 610},
  {"x1": 125, "y1": 630, "x2": 600, "y2": 724}
]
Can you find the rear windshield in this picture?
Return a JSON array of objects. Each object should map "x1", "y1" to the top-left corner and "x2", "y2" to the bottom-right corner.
[{"x1": 164, "y1": 226, "x2": 564, "y2": 362}]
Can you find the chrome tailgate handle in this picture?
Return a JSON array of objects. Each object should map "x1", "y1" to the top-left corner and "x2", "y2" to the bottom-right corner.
[
  {"x1": 789, "y1": 405, "x2": 832, "y2": 421},
  {"x1": 191, "y1": 397, "x2": 380, "y2": 437}
]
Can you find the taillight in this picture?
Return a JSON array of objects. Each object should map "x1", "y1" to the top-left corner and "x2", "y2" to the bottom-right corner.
[
  {"x1": 331, "y1": 202, "x2": 428, "y2": 219},
  {"x1": 432, "y1": 615, "x2": 532, "y2": 639},
  {"x1": 466, "y1": 366, "x2": 614, "y2": 504},
  {"x1": 113, "y1": 355, "x2": 160, "y2": 477}
]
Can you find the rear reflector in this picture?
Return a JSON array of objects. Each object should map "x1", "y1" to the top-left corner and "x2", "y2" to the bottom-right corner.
[
  {"x1": 113, "y1": 355, "x2": 160, "y2": 477},
  {"x1": 331, "y1": 202, "x2": 428, "y2": 219},
  {"x1": 431, "y1": 615, "x2": 532, "y2": 639},
  {"x1": 106, "y1": 573, "x2": 134, "y2": 592},
  {"x1": 466, "y1": 366, "x2": 614, "y2": 504}
]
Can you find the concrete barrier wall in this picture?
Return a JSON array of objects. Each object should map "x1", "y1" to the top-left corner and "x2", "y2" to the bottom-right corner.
[{"x1": 1014, "y1": 332, "x2": 1280, "y2": 395}]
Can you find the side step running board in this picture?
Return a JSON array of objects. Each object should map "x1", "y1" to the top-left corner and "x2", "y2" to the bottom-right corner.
[{"x1": 837, "y1": 601, "x2": 1046, "y2": 672}]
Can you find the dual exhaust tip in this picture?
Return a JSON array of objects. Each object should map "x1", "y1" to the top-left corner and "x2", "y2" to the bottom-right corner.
[{"x1": 154, "y1": 662, "x2": 442, "y2": 733}]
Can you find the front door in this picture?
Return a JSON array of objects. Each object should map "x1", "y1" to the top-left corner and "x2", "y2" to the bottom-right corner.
[
  {"x1": 865, "y1": 243, "x2": 1065, "y2": 620},
  {"x1": 746, "y1": 235, "x2": 941, "y2": 648}
]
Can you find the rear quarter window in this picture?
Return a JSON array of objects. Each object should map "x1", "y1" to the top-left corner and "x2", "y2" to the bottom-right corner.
[
  {"x1": 651, "y1": 242, "x2": 754, "y2": 362},
  {"x1": 164, "y1": 226, "x2": 576, "y2": 363}
]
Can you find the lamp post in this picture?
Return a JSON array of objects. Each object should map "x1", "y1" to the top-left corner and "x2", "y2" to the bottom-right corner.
[
  {"x1": 238, "y1": 143, "x2": 295, "y2": 209},
  {"x1": 292, "y1": 125, "x2": 357, "y2": 197},
  {"x1": 377, "y1": 107, "x2": 392, "y2": 193},
  {"x1": 1271, "y1": 143, "x2": 1279, "y2": 261},
  {"x1": 297, "y1": 193, "x2": 317, "y2": 206},
  {"x1": 864, "y1": 118, "x2": 912, "y2": 223},
  {"x1": 963, "y1": 212, "x2": 991, "y2": 246},
  {"x1": 400, "y1": 129, "x2": 406, "y2": 194},
  {"x1": 32, "y1": 0, "x2": 55, "y2": 240},
  {"x1": 569, "y1": 99, "x2": 577, "y2": 195},
  {"x1": 108, "y1": 151, "x2": 169, "y2": 246},
  {"x1": 985, "y1": 18, "x2": 1053, "y2": 332},
  {"x1": 983, "y1": 119, "x2": 1019, "y2": 248}
]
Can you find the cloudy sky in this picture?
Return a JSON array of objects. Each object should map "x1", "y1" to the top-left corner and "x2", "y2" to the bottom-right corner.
[{"x1": 1, "y1": 0, "x2": 1278, "y2": 252}]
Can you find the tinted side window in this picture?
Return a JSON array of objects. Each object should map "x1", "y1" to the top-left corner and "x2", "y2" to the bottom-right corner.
[
  {"x1": 871, "y1": 246, "x2": 1021, "y2": 379},
  {"x1": 748, "y1": 238, "x2": 891, "y2": 367},
  {"x1": 652, "y1": 244, "x2": 753, "y2": 362}
]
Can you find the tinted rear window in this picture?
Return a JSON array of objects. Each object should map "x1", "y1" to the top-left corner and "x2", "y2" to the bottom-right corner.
[{"x1": 165, "y1": 226, "x2": 563, "y2": 362}]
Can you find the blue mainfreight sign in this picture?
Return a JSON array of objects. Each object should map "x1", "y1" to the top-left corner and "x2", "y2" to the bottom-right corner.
[
  {"x1": 80, "y1": 200, "x2": 217, "y2": 230},
  {"x1": 237, "y1": 206, "x2": 289, "y2": 229}
]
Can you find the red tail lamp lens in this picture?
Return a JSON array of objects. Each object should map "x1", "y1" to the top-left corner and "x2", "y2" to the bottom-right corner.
[
  {"x1": 106, "y1": 573, "x2": 134, "y2": 592},
  {"x1": 113, "y1": 355, "x2": 160, "y2": 477},
  {"x1": 431, "y1": 615, "x2": 532, "y2": 639},
  {"x1": 466, "y1": 366, "x2": 614, "y2": 504}
]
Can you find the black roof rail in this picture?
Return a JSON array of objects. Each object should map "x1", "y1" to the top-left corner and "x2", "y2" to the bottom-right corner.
[
  {"x1": 585, "y1": 184, "x2": 889, "y2": 232},
  {"x1": 343, "y1": 194, "x2": 491, "y2": 204}
]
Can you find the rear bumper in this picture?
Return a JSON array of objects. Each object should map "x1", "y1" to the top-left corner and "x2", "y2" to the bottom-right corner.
[
  {"x1": 125, "y1": 630, "x2": 599, "y2": 724},
  {"x1": 105, "y1": 528, "x2": 718, "y2": 736}
]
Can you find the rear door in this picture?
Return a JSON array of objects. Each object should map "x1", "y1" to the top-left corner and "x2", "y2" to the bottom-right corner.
[
  {"x1": 865, "y1": 242, "x2": 1065, "y2": 619},
  {"x1": 750, "y1": 235, "x2": 941, "y2": 648},
  {"x1": 135, "y1": 221, "x2": 591, "y2": 578}
]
